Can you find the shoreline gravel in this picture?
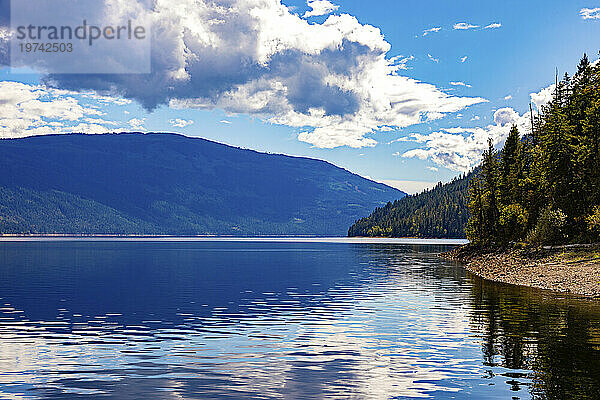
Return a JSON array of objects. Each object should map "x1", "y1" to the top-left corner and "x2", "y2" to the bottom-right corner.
[{"x1": 443, "y1": 244, "x2": 600, "y2": 298}]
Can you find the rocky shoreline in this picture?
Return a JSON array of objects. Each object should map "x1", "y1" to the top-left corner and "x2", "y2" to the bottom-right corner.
[{"x1": 444, "y1": 244, "x2": 600, "y2": 297}]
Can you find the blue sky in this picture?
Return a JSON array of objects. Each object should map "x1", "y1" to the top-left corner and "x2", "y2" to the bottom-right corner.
[{"x1": 1, "y1": 0, "x2": 599, "y2": 193}]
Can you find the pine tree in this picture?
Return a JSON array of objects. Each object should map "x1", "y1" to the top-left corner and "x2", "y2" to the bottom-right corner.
[
  {"x1": 481, "y1": 139, "x2": 500, "y2": 240},
  {"x1": 499, "y1": 125, "x2": 522, "y2": 204},
  {"x1": 466, "y1": 174, "x2": 485, "y2": 242}
]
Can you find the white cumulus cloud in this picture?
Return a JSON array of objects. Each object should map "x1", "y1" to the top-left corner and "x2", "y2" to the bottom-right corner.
[
  {"x1": 484, "y1": 22, "x2": 502, "y2": 29},
  {"x1": 401, "y1": 84, "x2": 555, "y2": 171},
  {"x1": 128, "y1": 118, "x2": 146, "y2": 130},
  {"x1": 303, "y1": 0, "x2": 339, "y2": 18},
  {"x1": 390, "y1": 55, "x2": 414, "y2": 70},
  {"x1": 0, "y1": 81, "x2": 120, "y2": 138},
  {"x1": 453, "y1": 22, "x2": 479, "y2": 30},
  {"x1": 450, "y1": 81, "x2": 472, "y2": 88},
  {"x1": 423, "y1": 27, "x2": 441, "y2": 36},
  {"x1": 580, "y1": 8, "x2": 600, "y2": 19},
  {"x1": 169, "y1": 118, "x2": 194, "y2": 128},
  {"x1": 530, "y1": 84, "x2": 555, "y2": 109},
  {"x1": 38, "y1": 0, "x2": 485, "y2": 149}
]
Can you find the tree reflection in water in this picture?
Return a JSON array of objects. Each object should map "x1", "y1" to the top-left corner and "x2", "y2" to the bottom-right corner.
[{"x1": 468, "y1": 275, "x2": 600, "y2": 399}]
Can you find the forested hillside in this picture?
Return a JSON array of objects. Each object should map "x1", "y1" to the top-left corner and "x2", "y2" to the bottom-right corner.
[
  {"x1": 0, "y1": 133, "x2": 405, "y2": 235},
  {"x1": 348, "y1": 172, "x2": 472, "y2": 238},
  {"x1": 467, "y1": 55, "x2": 600, "y2": 245}
]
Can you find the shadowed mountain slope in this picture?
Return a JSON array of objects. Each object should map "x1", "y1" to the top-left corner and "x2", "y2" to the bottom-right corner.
[{"x1": 0, "y1": 133, "x2": 405, "y2": 235}]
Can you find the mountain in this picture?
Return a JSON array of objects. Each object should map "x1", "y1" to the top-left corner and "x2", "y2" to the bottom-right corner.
[
  {"x1": 0, "y1": 133, "x2": 405, "y2": 236},
  {"x1": 348, "y1": 172, "x2": 472, "y2": 238}
]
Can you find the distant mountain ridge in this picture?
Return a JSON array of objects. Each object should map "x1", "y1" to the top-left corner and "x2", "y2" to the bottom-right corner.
[
  {"x1": 0, "y1": 133, "x2": 405, "y2": 235},
  {"x1": 348, "y1": 172, "x2": 472, "y2": 238}
]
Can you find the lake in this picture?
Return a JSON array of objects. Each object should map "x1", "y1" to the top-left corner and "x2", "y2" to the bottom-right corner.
[{"x1": 0, "y1": 238, "x2": 599, "y2": 399}]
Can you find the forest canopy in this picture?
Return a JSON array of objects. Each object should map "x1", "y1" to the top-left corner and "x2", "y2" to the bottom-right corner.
[{"x1": 348, "y1": 173, "x2": 471, "y2": 238}]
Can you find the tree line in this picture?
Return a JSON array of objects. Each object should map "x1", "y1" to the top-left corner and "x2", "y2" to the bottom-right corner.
[
  {"x1": 348, "y1": 173, "x2": 471, "y2": 238},
  {"x1": 467, "y1": 54, "x2": 600, "y2": 245}
]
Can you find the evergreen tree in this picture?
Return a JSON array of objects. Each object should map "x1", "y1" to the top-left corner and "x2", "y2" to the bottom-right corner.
[
  {"x1": 499, "y1": 125, "x2": 522, "y2": 205},
  {"x1": 481, "y1": 139, "x2": 501, "y2": 240}
]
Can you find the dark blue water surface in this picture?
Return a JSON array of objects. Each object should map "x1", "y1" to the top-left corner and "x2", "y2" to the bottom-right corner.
[{"x1": 0, "y1": 239, "x2": 599, "y2": 399}]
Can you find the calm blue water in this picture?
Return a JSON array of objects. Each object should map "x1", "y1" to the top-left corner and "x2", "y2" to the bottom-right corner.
[{"x1": 0, "y1": 239, "x2": 599, "y2": 399}]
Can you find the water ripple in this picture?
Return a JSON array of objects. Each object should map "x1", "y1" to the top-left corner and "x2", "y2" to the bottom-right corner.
[{"x1": 0, "y1": 241, "x2": 599, "y2": 399}]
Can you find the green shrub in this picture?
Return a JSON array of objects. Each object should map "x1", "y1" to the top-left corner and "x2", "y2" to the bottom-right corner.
[
  {"x1": 586, "y1": 206, "x2": 600, "y2": 239},
  {"x1": 499, "y1": 203, "x2": 528, "y2": 242},
  {"x1": 526, "y1": 206, "x2": 567, "y2": 245}
]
